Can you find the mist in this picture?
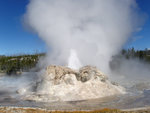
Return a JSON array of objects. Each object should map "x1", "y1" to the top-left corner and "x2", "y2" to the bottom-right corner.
[
  {"x1": 0, "y1": 72, "x2": 39, "y2": 100},
  {"x1": 24, "y1": 0, "x2": 143, "y2": 74},
  {"x1": 110, "y1": 57, "x2": 150, "y2": 87}
]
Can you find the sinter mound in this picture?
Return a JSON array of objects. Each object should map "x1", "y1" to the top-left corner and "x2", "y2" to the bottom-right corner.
[{"x1": 18, "y1": 65, "x2": 125, "y2": 102}]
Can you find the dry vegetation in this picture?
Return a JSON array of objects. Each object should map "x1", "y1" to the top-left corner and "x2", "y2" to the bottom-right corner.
[{"x1": 0, "y1": 107, "x2": 150, "y2": 113}]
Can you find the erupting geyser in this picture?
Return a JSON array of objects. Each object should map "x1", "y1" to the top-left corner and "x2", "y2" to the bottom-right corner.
[{"x1": 21, "y1": 0, "x2": 142, "y2": 102}]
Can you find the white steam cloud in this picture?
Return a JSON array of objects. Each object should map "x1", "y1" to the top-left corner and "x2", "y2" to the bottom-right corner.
[{"x1": 24, "y1": 0, "x2": 142, "y2": 73}]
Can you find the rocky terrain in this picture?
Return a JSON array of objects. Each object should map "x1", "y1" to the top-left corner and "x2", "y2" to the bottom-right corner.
[{"x1": 17, "y1": 65, "x2": 125, "y2": 102}]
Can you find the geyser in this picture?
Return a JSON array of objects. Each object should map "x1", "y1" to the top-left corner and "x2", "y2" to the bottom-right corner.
[
  {"x1": 19, "y1": 0, "x2": 146, "y2": 102},
  {"x1": 24, "y1": 0, "x2": 141, "y2": 73},
  {"x1": 68, "y1": 49, "x2": 82, "y2": 70}
]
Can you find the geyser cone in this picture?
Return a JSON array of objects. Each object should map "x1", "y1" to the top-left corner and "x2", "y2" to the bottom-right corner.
[{"x1": 18, "y1": 65, "x2": 125, "y2": 102}]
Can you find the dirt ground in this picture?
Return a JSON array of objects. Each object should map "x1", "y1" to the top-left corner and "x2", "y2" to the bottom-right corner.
[{"x1": 0, "y1": 107, "x2": 150, "y2": 113}]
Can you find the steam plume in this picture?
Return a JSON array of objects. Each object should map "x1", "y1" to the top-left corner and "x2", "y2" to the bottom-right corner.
[{"x1": 24, "y1": 0, "x2": 142, "y2": 73}]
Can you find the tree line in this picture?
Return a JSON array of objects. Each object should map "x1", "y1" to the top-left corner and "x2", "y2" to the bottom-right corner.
[
  {"x1": 121, "y1": 48, "x2": 150, "y2": 62},
  {"x1": 0, "y1": 53, "x2": 45, "y2": 75},
  {"x1": 0, "y1": 48, "x2": 150, "y2": 75}
]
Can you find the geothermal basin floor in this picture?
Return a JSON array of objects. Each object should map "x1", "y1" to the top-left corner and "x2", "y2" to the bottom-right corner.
[
  {"x1": 0, "y1": 72, "x2": 150, "y2": 111},
  {"x1": 0, "y1": 89, "x2": 150, "y2": 111}
]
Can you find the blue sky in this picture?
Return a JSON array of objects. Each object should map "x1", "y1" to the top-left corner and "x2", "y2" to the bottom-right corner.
[
  {"x1": 127, "y1": 0, "x2": 150, "y2": 50},
  {"x1": 0, "y1": 0, "x2": 150, "y2": 55},
  {"x1": 0, "y1": 0, "x2": 45, "y2": 55}
]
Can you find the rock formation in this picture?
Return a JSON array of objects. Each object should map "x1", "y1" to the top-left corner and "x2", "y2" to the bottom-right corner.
[{"x1": 18, "y1": 65, "x2": 125, "y2": 102}]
